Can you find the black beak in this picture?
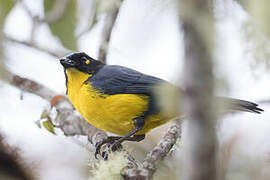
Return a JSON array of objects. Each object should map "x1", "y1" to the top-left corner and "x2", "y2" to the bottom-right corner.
[{"x1": 60, "y1": 58, "x2": 76, "y2": 68}]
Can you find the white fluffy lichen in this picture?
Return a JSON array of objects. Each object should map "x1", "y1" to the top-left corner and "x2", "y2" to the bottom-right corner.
[{"x1": 89, "y1": 151, "x2": 129, "y2": 180}]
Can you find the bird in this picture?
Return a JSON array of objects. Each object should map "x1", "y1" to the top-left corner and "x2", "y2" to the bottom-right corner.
[{"x1": 60, "y1": 52, "x2": 263, "y2": 159}]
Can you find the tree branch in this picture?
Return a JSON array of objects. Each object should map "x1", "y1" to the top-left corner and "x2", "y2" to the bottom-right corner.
[
  {"x1": 142, "y1": 123, "x2": 181, "y2": 177},
  {"x1": 17, "y1": 0, "x2": 68, "y2": 24},
  {"x1": 8, "y1": 72, "x2": 106, "y2": 149},
  {"x1": 98, "y1": 1, "x2": 122, "y2": 63},
  {"x1": 42, "y1": 0, "x2": 68, "y2": 23},
  {"x1": 121, "y1": 123, "x2": 182, "y2": 180},
  {"x1": 4, "y1": 34, "x2": 67, "y2": 58}
]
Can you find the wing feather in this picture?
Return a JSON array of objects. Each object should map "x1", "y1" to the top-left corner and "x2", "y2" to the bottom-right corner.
[{"x1": 88, "y1": 65, "x2": 165, "y2": 95}]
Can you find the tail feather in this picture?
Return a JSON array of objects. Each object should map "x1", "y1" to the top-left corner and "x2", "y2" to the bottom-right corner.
[{"x1": 216, "y1": 97, "x2": 264, "y2": 114}]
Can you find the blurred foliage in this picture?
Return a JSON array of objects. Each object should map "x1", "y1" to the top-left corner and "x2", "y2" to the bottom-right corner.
[
  {"x1": 44, "y1": 0, "x2": 78, "y2": 51},
  {"x1": 80, "y1": 0, "x2": 122, "y2": 36},
  {"x1": 0, "y1": 0, "x2": 15, "y2": 29},
  {"x1": 243, "y1": 21, "x2": 270, "y2": 69},
  {"x1": 238, "y1": 0, "x2": 270, "y2": 69},
  {"x1": 0, "y1": 0, "x2": 15, "y2": 80},
  {"x1": 238, "y1": 0, "x2": 270, "y2": 37},
  {"x1": 96, "y1": 0, "x2": 122, "y2": 14},
  {"x1": 0, "y1": 135, "x2": 33, "y2": 180}
]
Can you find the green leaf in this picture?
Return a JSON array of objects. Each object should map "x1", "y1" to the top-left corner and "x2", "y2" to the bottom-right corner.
[
  {"x1": 44, "y1": 0, "x2": 77, "y2": 51},
  {"x1": 43, "y1": 120, "x2": 55, "y2": 135},
  {"x1": 40, "y1": 109, "x2": 49, "y2": 119},
  {"x1": 0, "y1": 0, "x2": 15, "y2": 29}
]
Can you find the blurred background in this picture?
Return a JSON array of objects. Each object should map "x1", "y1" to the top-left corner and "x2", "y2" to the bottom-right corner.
[{"x1": 0, "y1": 0, "x2": 270, "y2": 179}]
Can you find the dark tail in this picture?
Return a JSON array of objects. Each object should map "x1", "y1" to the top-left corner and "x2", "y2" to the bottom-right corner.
[{"x1": 216, "y1": 97, "x2": 264, "y2": 114}]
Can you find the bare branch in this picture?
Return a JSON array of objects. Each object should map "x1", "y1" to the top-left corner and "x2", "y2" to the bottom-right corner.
[
  {"x1": 4, "y1": 34, "x2": 68, "y2": 58},
  {"x1": 142, "y1": 123, "x2": 181, "y2": 178},
  {"x1": 17, "y1": 0, "x2": 68, "y2": 23},
  {"x1": 9, "y1": 73, "x2": 56, "y2": 101},
  {"x1": 20, "y1": 1, "x2": 34, "y2": 18},
  {"x1": 42, "y1": 0, "x2": 68, "y2": 23},
  {"x1": 76, "y1": 0, "x2": 97, "y2": 39},
  {"x1": 98, "y1": 1, "x2": 122, "y2": 63},
  {"x1": 121, "y1": 123, "x2": 182, "y2": 180}
]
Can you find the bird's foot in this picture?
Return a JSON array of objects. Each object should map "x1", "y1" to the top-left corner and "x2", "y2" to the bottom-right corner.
[
  {"x1": 95, "y1": 136, "x2": 122, "y2": 160},
  {"x1": 101, "y1": 142, "x2": 122, "y2": 160}
]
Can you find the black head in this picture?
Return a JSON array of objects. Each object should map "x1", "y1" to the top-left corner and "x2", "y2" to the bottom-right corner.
[{"x1": 60, "y1": 52, "x2": 105, "y2": 74}]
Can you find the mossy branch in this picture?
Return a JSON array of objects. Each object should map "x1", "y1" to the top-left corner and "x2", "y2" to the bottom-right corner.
[{"x1": 121, "y1": 123, "x2": 182, "y2": 180}]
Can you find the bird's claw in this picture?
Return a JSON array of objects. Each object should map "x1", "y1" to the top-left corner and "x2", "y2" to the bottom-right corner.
[
  {"x1": 101, "y1": 143, "x2": 123, "y2": 160},
  {"x1": 95, "y1": 141, "x2": 105, "y2": 159},
  {"x1": 94, "y1": 137, "x2": 122, "y2": 160},
  {"x1": 101, "y1": 149, "x2": 109, "y2": 160}
]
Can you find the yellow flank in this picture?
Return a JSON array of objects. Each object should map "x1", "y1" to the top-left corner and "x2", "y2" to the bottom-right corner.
[{"x1": 65, "y1": 68, "x2": 172, "y2": 136}]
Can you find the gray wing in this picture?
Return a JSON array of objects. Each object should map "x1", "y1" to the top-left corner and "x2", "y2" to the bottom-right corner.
[
  {"x1": 87, "y1": 65, "x2": 166, "y2": 95},
  {"x1": 87, "y1": 65, "x2": 264, "y2": 115}
]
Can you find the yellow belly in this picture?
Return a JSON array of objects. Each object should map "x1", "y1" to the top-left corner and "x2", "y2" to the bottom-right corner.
[{"x1": 69, "y1": 84, "x2": 171, "y2": 136}]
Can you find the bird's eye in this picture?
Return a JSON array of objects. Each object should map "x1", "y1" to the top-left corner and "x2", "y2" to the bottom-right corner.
[
  {"x1": 85, "y1": 59, "x2": 90, "y2": 64},
  {"x1": 81, "y1": 56, "x2": 90, "y2": 64}
]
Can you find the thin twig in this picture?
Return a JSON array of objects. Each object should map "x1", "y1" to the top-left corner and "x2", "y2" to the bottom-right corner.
[
  {"x1": 17, "y1": 0, "x2": 68, "y2": 23},
  {"x1": 42, "y1": 0, "x2": 68, "y2": 23},
  {"x1": 4, "y1": 34, "x2": 67, "y2": 58},
  {"x1": 76, "y1": 0, "x2": 97, "y2": 39},
  {"x1": 5, "y1": 1, "x2": 69, "y2": 58},
  {"x1": 9, "y1": 74, "x2": 56, "y2": 100},
  {"x1": 98, "y1": 1, "x2": 122, "y2": 63},
  {"x1": 17, "y1": 0, "x2": 34, "y2": 19}
]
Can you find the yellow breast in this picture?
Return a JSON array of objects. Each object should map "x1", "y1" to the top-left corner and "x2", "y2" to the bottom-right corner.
[{"x1": 65, "y1": 68, "x2": 171, "y2": 136}]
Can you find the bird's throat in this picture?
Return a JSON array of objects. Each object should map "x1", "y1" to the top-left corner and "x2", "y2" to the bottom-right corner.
[{"x1": 65, "y1": 68, "x2": 91, "y2": 109}]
